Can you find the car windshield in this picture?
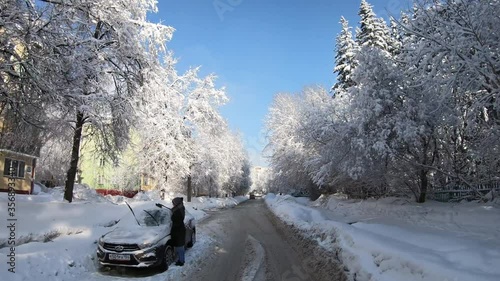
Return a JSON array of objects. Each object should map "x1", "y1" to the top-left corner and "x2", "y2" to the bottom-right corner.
[{"x1": 138, "y1": 209, "x2": 171, "y2": 227}]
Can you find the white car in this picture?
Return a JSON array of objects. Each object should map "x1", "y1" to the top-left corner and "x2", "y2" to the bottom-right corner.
[{"x1": 97, "y1": 202, "x2": 195, "y2": 270}]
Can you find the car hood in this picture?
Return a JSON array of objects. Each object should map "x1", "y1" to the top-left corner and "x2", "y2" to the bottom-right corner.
[{"x1": 102, "y1": 225, "x2": 169, "y2": 245}]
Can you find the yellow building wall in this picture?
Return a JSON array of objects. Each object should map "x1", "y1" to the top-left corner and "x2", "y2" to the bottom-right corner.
[
  {"x1": 0, "y1": 151, "x2": 35, "y2": 193},
  {"x1": 140, "y1": 174, "x2": 157, "y2": 191},
  {"x1": 79, "y1": 128, "x2": 148, "y2": 191}
]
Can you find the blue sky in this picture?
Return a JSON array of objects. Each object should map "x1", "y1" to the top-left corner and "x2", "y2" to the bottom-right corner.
[{"x1": 148, "y1": 0, "x2": 410, "y2": 166}]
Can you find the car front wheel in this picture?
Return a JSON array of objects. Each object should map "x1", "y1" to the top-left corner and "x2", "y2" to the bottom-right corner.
[{"x1": 161, "y1": 245, "x2": 175, "y2": 271}]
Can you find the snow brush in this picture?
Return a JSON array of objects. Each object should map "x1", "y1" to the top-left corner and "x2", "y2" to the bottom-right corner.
[{"x1": 155, "y1": 203, "x2": 171, "y2": 210}]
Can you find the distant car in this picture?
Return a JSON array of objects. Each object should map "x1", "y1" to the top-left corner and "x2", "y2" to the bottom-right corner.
[{"x1": 97, "y1": 203, "x2": 196, "y2": 270}]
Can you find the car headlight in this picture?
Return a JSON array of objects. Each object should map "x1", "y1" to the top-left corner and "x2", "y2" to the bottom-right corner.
[
  {"x1": 98, "y1": 237, "x2": 104, "y2": 246},
  {"x1": 139, "y1": 242, "x2": 153, "y2": 249}
]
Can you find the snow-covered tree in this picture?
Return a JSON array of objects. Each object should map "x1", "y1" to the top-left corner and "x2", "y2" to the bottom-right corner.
[
  {"x1": 388, "y1": 17, "x2": 403, "y2": 55},
  {"x1": 356, "y1": 0, "x2": 393, "y2": 53},
  {"x1": 402, "y1": 0, "x2": 500, "y2": 196},
  {"x1": 135, "y1": 60, "x2": 194, "y2": 193},
  {"x1": 191, "y1": 128, "x2": 247, "y2": 197},
  {"x1": 333, "y1": 17, "x2": 358, "y2": 93},
  {"x1": 35, "y1": 0, "x2": 174, "y2": 202},
  {"x1": 266, "y1": 87, "x2": 337, "y2": 196},
  {"x1": 37, "y1": 129, "x2": 74, "y2": 187},
  {"x1": 0, "y1": 0, "x2": 50, "y2": 156},
  {"x1": 237, "y1": 158, "x2": 252, "y2": 195},
  {"x1": 266, "y1": 93, "x2": 308, "y2": 193},
  {"x1": 135, "y1": 55, "x2": 249, "y2": 199}
]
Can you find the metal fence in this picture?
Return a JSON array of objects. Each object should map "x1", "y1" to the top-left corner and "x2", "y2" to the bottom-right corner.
[{"x1": 430, "y1": 182, "x2": 500, "y2": 202}]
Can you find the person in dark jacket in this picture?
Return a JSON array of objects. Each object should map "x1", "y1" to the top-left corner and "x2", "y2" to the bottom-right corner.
[{"x1": 171, "y1": 197, "x2": 186, "y2": 266}]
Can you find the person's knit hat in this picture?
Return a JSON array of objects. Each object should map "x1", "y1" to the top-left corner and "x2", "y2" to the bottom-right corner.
[{"x1": 172, "y1": 197, "x2": 183, "y2": 206}]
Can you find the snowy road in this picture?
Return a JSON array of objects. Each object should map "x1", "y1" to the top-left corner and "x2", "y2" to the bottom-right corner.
[{"x1": 188, "y1": 199, "x2": 345, "y2": 281}]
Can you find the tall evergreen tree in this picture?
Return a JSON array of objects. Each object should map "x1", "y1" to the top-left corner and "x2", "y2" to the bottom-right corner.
[
  {"x1": 356, "y1": 0, "x2": 392, "y2": 53},
  {"x1": 333, "y1": 17, "x2": 358, "y2": 93},
  {"x1": 388, "y1": 17, "x2": 403, "y2": 55}
]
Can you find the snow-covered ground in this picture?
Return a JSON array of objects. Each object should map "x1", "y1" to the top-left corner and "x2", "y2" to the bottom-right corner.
[
  {"x1": 265, "y1": 193, "x2": 500, "y2": 281},
  {"x1": 0, "y1": 185, "x2": 247, "y2": 281}
]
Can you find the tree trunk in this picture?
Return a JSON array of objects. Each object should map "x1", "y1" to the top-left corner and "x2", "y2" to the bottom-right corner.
[
  {"x1": 187, "y1": 175, "x2": 192, "y2": 202},
  {"x1": 417, "y1": 168, "x2": 428, "y2": 203},
  {"x1": 209, "y1": 177, "x2": 213, "y2": 198},
  {"x1": 417, "y1": 137, "x2": 431, "y2": 203},
  {"x1": 308, "y1": 179, "x2": 321, "y2": 201},
  {"x1": 64, "y1": 111, "x2": 84, "y2": 203},
  {"x1": 161, "y1": 175, "x2": 168, "y2": 200}
]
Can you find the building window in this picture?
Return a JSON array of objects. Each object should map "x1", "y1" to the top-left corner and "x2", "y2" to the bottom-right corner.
[
  {"x1": 3, "y1": 158, "x2": 26, "y2": 178},
  {"x1": 99, "y1": 158, "x2": 105, "y2": 167},
  {"x1": 97, "y1": 174, "x2": 104, "y2": 185}
]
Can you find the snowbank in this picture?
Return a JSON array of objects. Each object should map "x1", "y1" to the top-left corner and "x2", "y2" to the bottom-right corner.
[
  {"x1": 32, "y1": 183, "x2": 48, "y2": 195},
  {"x1": 265, "y1": 194, "x2": 500, "y2": 281}
]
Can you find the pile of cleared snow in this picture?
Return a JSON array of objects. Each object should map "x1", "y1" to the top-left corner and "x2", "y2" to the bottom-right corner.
[
  {"x1": 133, "y1": 189, "x2": 162, "y2": 201},
  {"x1": 131, "y1": 191, "x2": 248, "y2": 221},
  {"x1": 266, "y1": 194, "x2": 500, "y2": 281},
  {"x1": 32, "y1": 183, "x2": 49, "y2": 195},
  {"x1": 174, "y1": 195, "x2": 248, "y2": 221},
  {"x1": 314, "y1": 195, "x2": 500, "y2": 241},
  {"x1": 263, "y1": 193, "x2": 276, "y2": 199},
  {"x1": 45, "y1": 184, "x2": 110, "y2": 203}
]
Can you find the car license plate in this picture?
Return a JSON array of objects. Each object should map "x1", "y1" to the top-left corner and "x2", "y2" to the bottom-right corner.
[{"x1": 109, "y1": 254, "x2": 131, "y2": 261}]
